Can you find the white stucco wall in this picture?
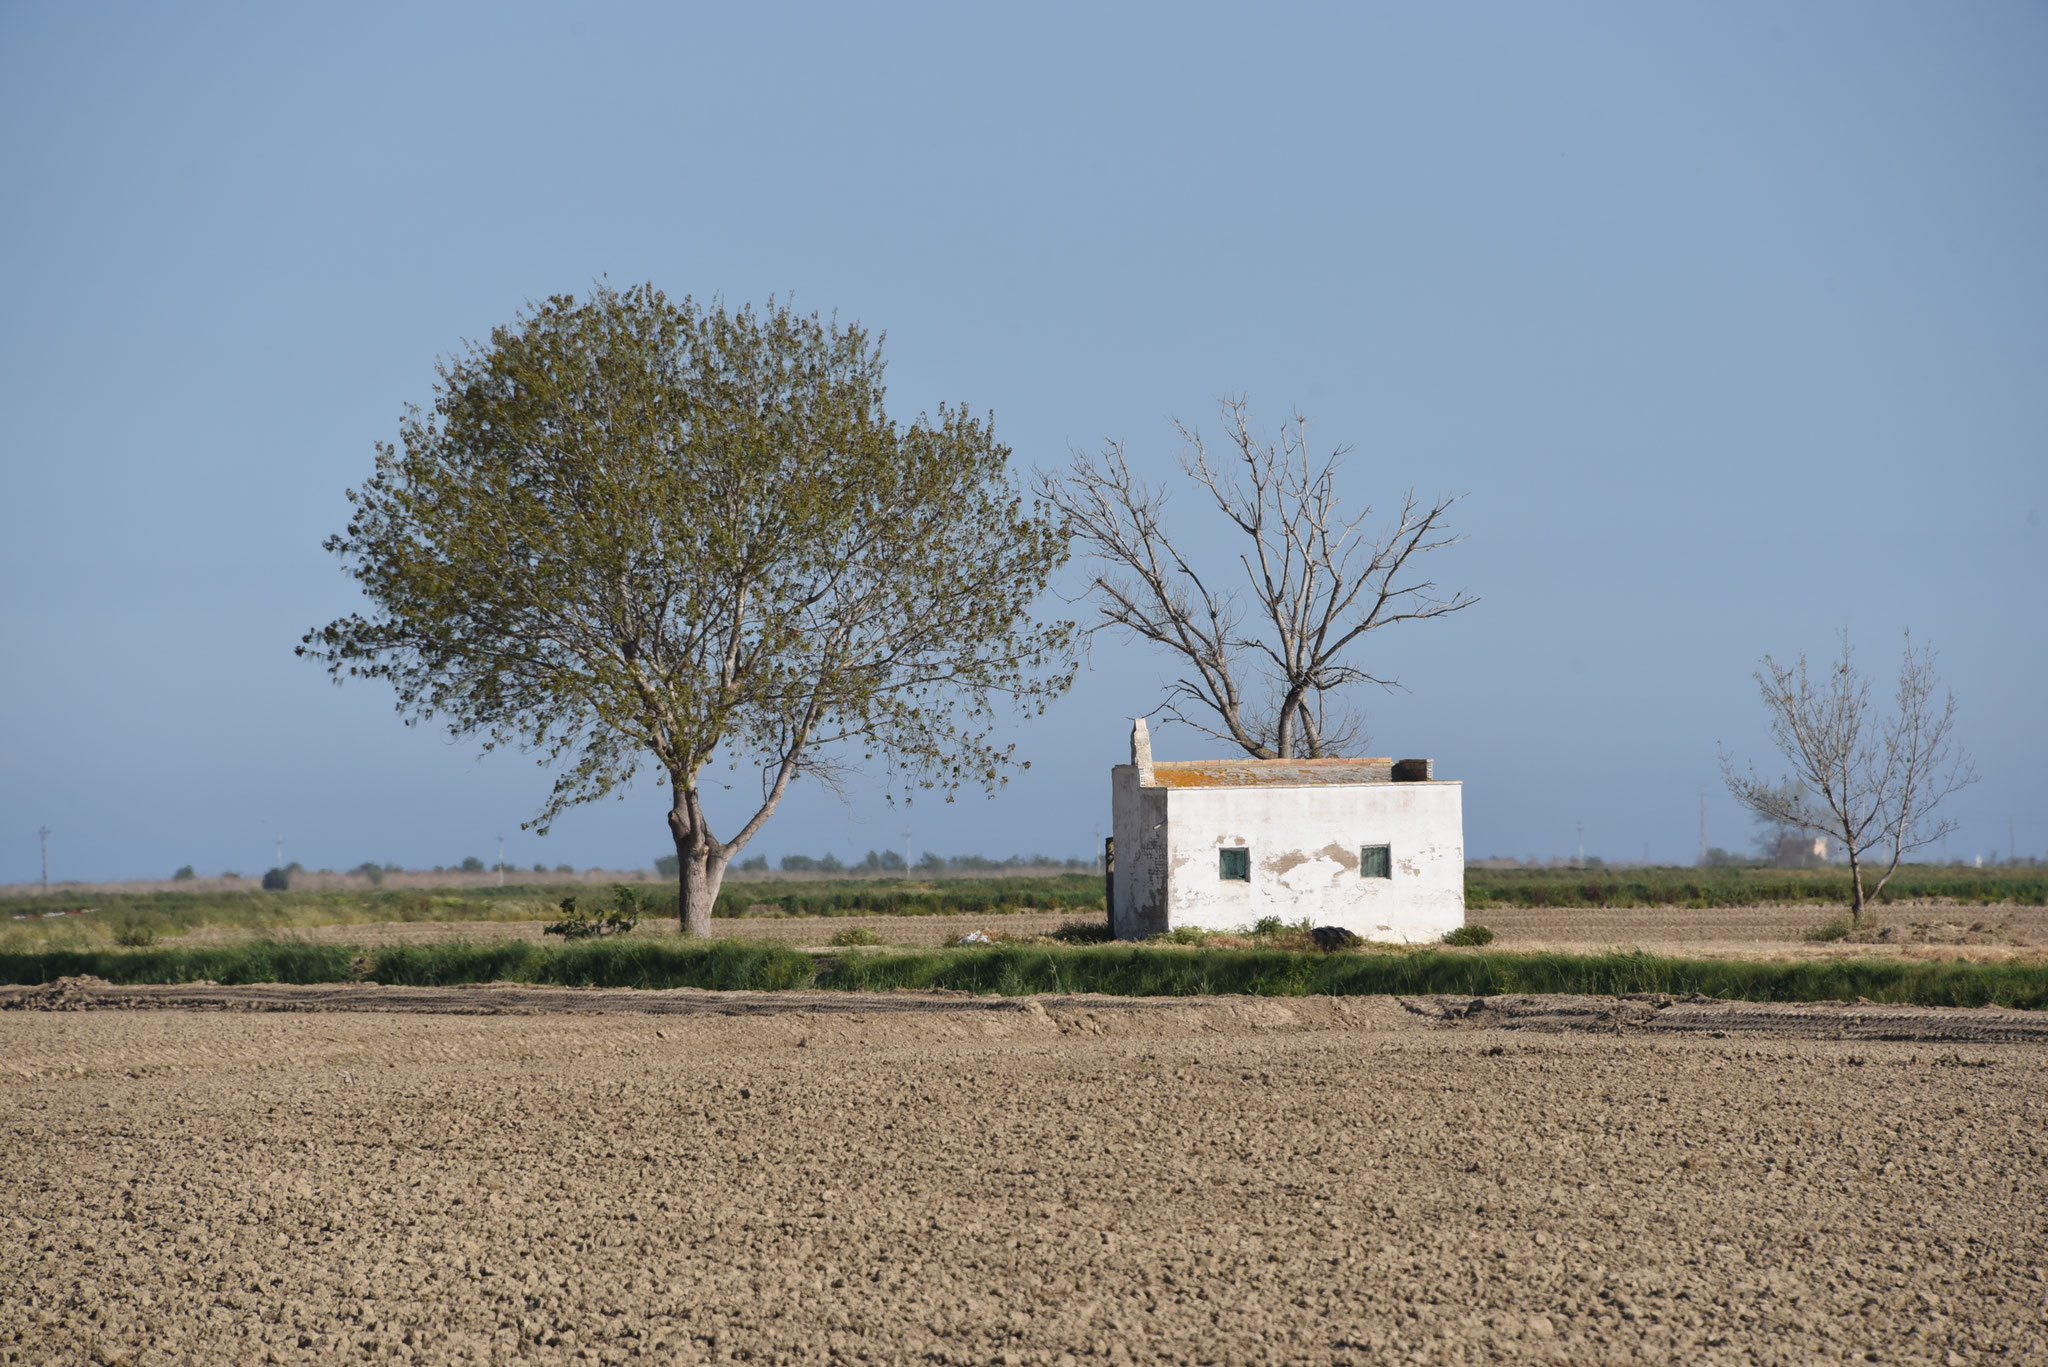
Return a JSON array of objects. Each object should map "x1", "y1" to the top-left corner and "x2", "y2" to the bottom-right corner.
[
  {"x1": 1146, "y1": 781, "x2": 1464, "y2": 941},
  {"x1": 1109, "y1": 766, "x2": 1169, "y2": 939}
]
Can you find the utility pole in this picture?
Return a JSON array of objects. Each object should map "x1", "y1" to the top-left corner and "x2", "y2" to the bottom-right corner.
[
  {"x1": 902, "y1": 829, "x2": 912, "y2": 873},
  {"x1": 1576, "y1": 821, "x2": 1584, "y2": 868},
  {"x1": 496, "y1": 834, "x2": 505, "y2": 886},
  {"x1": 38, "y1": 827, "x2": 51, "y2": 894},
  {"x1": 1698, "y1": 788, "x2": 1708, "y2": 867}
]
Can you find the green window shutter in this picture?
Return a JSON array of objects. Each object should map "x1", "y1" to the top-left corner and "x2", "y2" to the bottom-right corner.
[
  {"x1": 1218, "y1": 847, "x2": 1250, "y2": 882},
  {"x1": 1360, "y1": 844, "x2": 1392, "y2": 879}
]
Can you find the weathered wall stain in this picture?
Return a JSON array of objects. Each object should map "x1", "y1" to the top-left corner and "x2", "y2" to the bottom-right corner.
[{"x1": 1263, "y1": 842, "x2": 1361, "y2": 877}]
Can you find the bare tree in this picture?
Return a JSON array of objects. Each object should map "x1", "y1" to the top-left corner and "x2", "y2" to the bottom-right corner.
[
  {"x1": 1035, "y1": 398, "x2": 1474, "y2": 758},
  {"x1": 1721, "y1": 631, "x2": 1975, "y2": 925},
  {"x1": 1749, "y1": 779, "x2": 1826, "y2": 867}
]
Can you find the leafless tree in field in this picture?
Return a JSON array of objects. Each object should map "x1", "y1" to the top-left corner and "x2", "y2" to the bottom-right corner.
[
  {"x1": 1721, "y1": 631, "x2": 1975, "y2": 926},
  {"x1": 1035, "y1": 398, "x2": 1475, "y2": 759}
]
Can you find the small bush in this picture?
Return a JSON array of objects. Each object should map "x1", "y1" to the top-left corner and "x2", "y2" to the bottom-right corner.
[
  {"x1": 261, "y1": 867, "x2": 291, "y2": 892},
  {"x1": 1442, "y1": 925, "x2": 1496, "y2": 947},
  {"x1": 1240, "y1": 916, "x2": 1318, "y2": 952},
  {"x1": 171, "y1": 865, "x2": 195, "y2": 882},
  {"x1": 829, "y1": 927, "x2": 885, "y2": 946},
  {"x1": 1803, "y1": 917, "x2": 1853, "y2": 943},
  {"x1": 113, "y1": 923, "x2": 157, "y2": 947},
  {"x1": 1050, "y1": 921, "x2": 1113, "y2": 944},
  {"x1": 1151, "y1": 926, "x2": 1213, "y2": 945},
  {"x1": 544, "y1": 886, "x2": 643, "y2": 940}
]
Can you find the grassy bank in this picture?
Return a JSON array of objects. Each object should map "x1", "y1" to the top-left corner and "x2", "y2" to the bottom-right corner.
[
  {"x1": 1, "y1": 875, "x2": 1105, "y2": 945},
  {"x1": 0, "y1": 939, "x2": 816, "y2": 993},
  {"x1": 706, "y1": 874, "x2": 1103, "y2": 918},
  {"x1": 5, "y1": 940, "x2": 2043, "y2": 1009},
  {"x1": 9, "y1": 867, "x2": 2042, "y2": 949},
  {"x1": 1466, "y1": 866, "x2": 2047, "y2": 909}
]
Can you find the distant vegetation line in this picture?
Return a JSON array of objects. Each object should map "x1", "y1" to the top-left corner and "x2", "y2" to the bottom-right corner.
[
  {"x1": 6, "y1": 869, "x2": 2046, "y2": 947},
  {"x1": 11, "y1": 865, "x2": 2046, "y2": 921},
  {"x1": 3, "y1": 941, "x2": 2043, "y2": 1010},
  {"x1": 0, "y1": 875, "x2": 1111, "y2": 941},
  {"x1": 1464, "y1": 866, "x2": 2046, "y2": 909}
]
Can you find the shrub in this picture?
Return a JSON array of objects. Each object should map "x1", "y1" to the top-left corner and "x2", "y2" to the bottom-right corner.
[
  {"x1": 543, "y1": 885, "x2": 643, "y2": 940},
  {"x1": 113, "y1": 923, "x2": 157, "y2": 947},
  {"x1": 171, "y1": 865, "x2": 196, "y2": 882},
  {"x1": 829, "y1": 927, "x2": 885, "y2": 946},
  {"x1": 261, "y1": 867, "x2": 291, "y2": 892},
  {"x1": 458, "y1": 856, "x2": 486, "y2": 873},
  {"x1": 1803, "y1": 917, "x2": 1853, "y2": 943},
  {"x1": 1442, "y1": 925, "x2": 1496, "y2": 947},
  {"x1": 1050, "y1": 921, "x2": 1113, "y2": 944},
  {"x1": 654, "y1": 854, "x2": 679, "y2": 877},
  {"x1": 350, "y1": 861, "x2": 386, "y2": 886},
  {"x1": 1251, "y1": 916, "x2": 1287, "y2": 938}
]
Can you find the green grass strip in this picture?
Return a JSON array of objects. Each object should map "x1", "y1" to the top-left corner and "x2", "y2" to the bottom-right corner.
[
  {"x1": 0, "y1": 942, "x2": 361, "y2": 986},
  {"x1": 367, "y1": 939, "x2": 814, "y2": 991},
  {"x1": 1464, "y1": 866, "x2": 2048, "y2": 908},
  {"x1": 819, "y1": 947, "x2": 2048, "y2": 1009},
  {"x1": 2, "y1": 941, "x2": 2043, "y2": 1009}
]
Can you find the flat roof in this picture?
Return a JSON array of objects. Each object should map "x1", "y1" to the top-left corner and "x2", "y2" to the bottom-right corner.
[{"x1": 1143, "y1": 758, "x2": 1399, "y2": 789}]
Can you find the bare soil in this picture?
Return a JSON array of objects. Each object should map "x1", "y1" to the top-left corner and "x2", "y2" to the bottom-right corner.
[{"x1": 4, "y1": 989, "x2": 2042, "y2": 1365}]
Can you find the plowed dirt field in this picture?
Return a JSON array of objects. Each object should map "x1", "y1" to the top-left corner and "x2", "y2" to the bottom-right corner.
[{"x1": 4, "y1": 990, "x2": 2043, "y2": 1365}]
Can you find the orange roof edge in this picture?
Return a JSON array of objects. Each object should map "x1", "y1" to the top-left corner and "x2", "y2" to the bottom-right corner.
[{"x1": 1150, "y1": 757, "x2": 1393, "y2": 767}]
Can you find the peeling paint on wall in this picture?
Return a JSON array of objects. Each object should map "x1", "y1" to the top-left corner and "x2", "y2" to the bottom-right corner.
[{"x1": 1112, "y1": 762, "x2": 1464, "y2": 943}]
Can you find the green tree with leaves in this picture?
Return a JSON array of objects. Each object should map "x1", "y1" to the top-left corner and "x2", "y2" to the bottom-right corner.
[{"x1": 303, "y1": 286, "x2": 1074, "y2": 934}]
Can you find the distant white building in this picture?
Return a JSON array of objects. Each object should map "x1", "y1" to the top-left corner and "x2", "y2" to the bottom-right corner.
[{"x1": 1109, "y1": 719, "x2": 1465, "y2": 942}]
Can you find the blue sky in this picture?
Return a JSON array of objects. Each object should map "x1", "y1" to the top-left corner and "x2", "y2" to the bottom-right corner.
[{"x1": 2, "y1": 3, "x2": 2043, "y2": 880}]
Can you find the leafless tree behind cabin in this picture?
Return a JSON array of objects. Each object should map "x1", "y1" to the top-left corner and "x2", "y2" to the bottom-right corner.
[
  {"x1": 1721, "y1": 630, "x2": 1975, "y2": 924},
  {"x1": 1035, "y1": 398, "x2": 1476, "y2": 759}
]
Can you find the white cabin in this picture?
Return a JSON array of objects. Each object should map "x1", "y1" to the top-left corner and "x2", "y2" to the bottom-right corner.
[{"x1": 1109, "y1": 719, "x2": 1465, "y2": 942}]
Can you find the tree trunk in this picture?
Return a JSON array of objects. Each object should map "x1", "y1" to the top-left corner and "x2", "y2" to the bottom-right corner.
[
  {"x1": 668, "y1": 791, "x2": 727, "y2": 938},
  {"x1": 1845, "y1": 846, "x2": 1866, "y2": 928},
  {"x1": 675, "y1": 845, "x2": 724, "y2": 937}
]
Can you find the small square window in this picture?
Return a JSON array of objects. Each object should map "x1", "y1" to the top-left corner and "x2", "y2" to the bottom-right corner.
[
  {"x1": 1218, "y1": 847, "x2": 1250, "y2": 882},
  {"x1": 1360, "y1": 844, "x2": 1392, "y2": 879}
]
